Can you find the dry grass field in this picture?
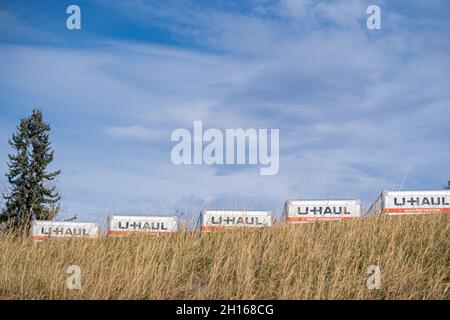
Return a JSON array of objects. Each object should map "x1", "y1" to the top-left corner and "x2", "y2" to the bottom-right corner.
[{"x1": 0, "y1": 214, "x2": 448, "y2": 300}]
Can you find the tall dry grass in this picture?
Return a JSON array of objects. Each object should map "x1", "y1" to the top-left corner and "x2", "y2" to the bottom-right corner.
[{"x1": 0, "y1": 214, "x2": 448, "y2": 299}]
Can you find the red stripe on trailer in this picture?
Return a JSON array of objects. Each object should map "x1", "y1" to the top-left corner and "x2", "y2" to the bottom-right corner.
[
  {"x1": 32, "y1": 235, "x2": 99, "y2": 241},
  {"x1": 108, "y1": 230, "x2": 130, "y2": 236},
  {"x1": 200, "y1": 225, "x2": 267, "y2": 231},
  {"x1": 382, "y1": 208, "x2": 450, "y2": 214},
  {"x1": 286, "y1": 217, "x2": 356, "y2": 222},
  {"x1": 200, "y1": 226, "x2": 226, "y2": 231}
]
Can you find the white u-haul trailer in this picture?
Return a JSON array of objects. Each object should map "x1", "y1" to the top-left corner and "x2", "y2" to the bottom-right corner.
[
  {"x1": 31, "y1": 220, "x2": 100, "y2": 241},
  {"x1": 198, "y1": 209, "x2": 272, "y2": 231},
  {"x1": 283, "y1": 199, "x2": 361, "y2": 223},
  {"x1": 107, "y1": 215, "x2": 178, "y2": 236},
  {"x1": 366, "y1": 190, "x2": 450, "y2": 216}
]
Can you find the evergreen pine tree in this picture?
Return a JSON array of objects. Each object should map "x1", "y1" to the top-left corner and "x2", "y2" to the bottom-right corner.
[
  {"x1": 1, "y1": 109, "x2": 60, "y2": 231},
  {"x1": 446, "y1": 181, "x2": 450, "y2": 190}
]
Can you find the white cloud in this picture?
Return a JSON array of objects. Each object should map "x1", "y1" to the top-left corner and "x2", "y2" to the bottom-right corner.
[
  {"x1": 104, "y1": 125, "x2": 167, "y2": 142},
  {"x1": 281, "y1": 0, "x2": 313, "y2": 18}
]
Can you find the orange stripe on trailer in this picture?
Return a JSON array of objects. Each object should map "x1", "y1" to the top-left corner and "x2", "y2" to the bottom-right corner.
[
  {"x1": 107, "y1": 230, "x2": 171, "y2": 236},
  {"x1": 286, "y1": 216, "x2": 356, "y2": 222},
  {"x1": 107, "y1": 230, "x2": 131, "y2": 236},
  {"x1": 382, "y1": 208, "x2": 450, "y2": 214},
  {"x1": 200, "y1": 226, "x2": 227, "y2": 231},
  {"x1": 32, "y1": 235, "x2": 99, "y2": 241},
  {"x1": 200, "y1": 225, "x2": 267, "y2": 231}
]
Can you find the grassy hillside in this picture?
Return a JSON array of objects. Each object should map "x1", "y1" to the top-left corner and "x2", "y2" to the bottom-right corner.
[{"x1": 0, "y1": 214, "x2": 448, "y2": 299}]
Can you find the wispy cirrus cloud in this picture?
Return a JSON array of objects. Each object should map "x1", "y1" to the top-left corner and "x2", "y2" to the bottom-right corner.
[{"x1": 104, "y1": 125, "x2": 168, "y2": 142}]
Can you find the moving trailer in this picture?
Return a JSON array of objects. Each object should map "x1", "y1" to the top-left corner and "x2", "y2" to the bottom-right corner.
[
  {"x1": 107, "y1": 215, "x2": 178, "y2": 236},
  {"x1": 366, "y1": 190, "x2": 450, "y2": 216},
  {"x1": 198, "y1": 209, "x2": 272, "y2": 231},
  {"x1": 284, "y1": 199, "x2": 361, "y2": 223},
  {"x1": 31, "y1": 220, "x2": 100, "y2": 241}
]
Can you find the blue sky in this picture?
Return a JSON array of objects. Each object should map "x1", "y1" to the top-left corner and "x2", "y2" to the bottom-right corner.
[{"x1": 0, "y1": 0, "x2": 449, "y2": 223}]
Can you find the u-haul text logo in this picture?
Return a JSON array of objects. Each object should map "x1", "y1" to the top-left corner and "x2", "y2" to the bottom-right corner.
[
  {"x1": 296, "y1": 206, "x2": 351, "y2": 215},
  {"x1": 40, "y1": 226, "x2": 91, "y2": 236},
  {"x1": 210, "y1": 216, "x2": 266, "y2": 226},
  {"x1": 393, "y1": 196, "x2": 449, "y2": 207},
  {"x1": 116, "y1": 221, "x2": 169, "y2": 231}
]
